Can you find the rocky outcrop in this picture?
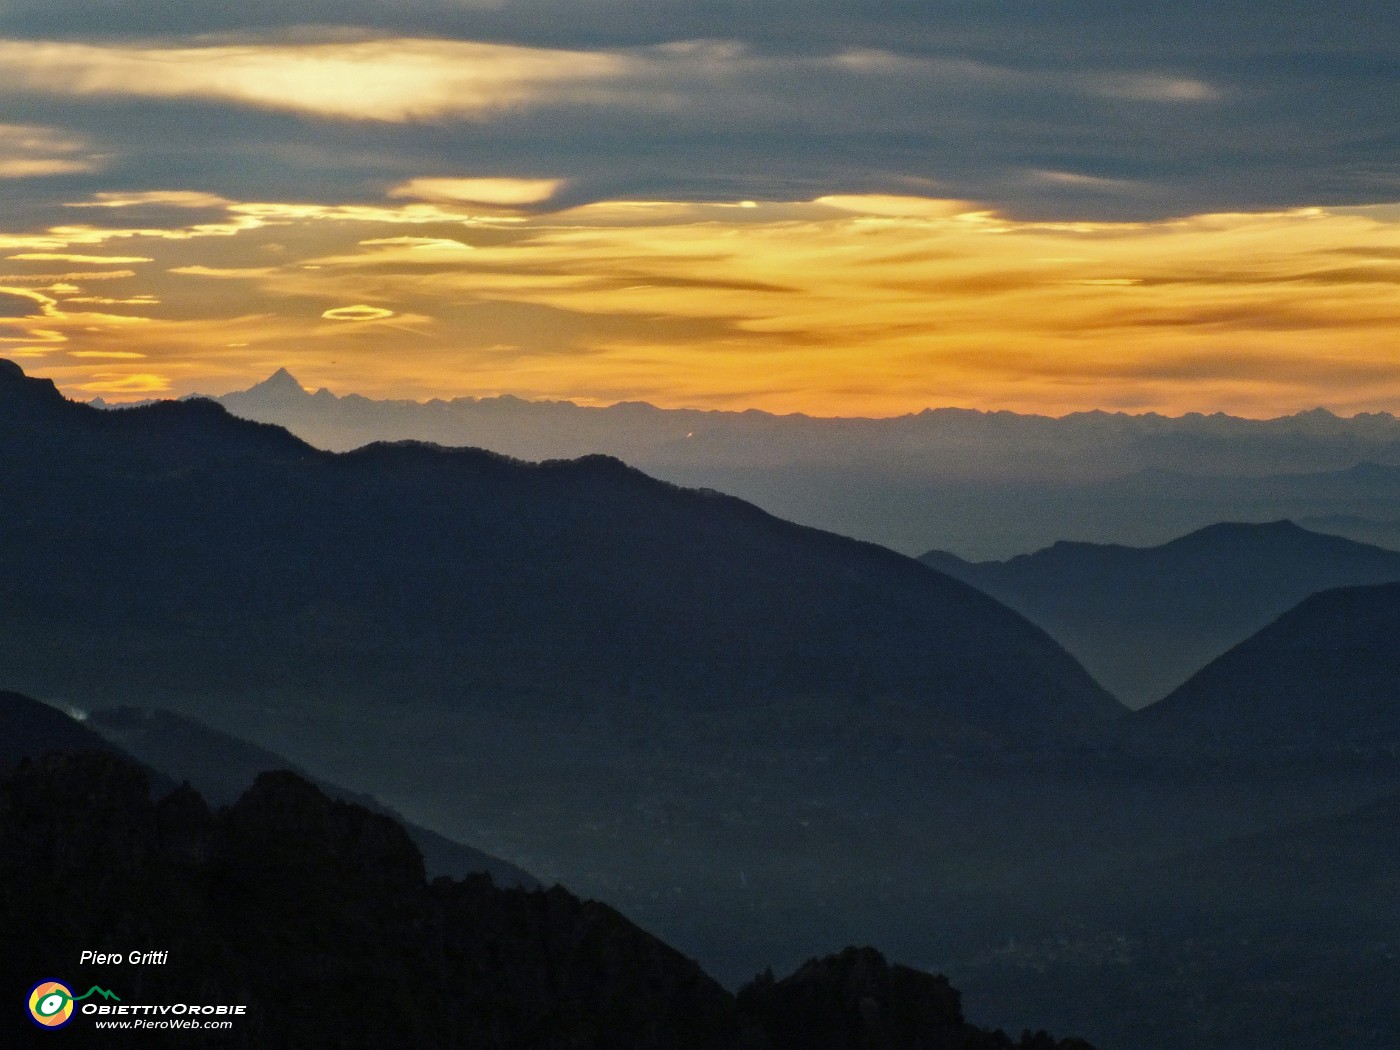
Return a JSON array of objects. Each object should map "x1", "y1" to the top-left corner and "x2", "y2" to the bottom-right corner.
[{"x1": 737, "y1": 947, "x2": 1094, "y2": 1050}]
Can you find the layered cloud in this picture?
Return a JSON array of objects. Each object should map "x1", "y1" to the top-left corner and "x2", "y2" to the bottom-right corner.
[
  {"x1": 0, "y1": 3, "x2": 1391, "y2": 415},
  {"x1": 0, "y1": 18, "x2": 1387, "y2": 223},
  {"x1": 0, "y1": 123, "x2": 102, "y2": 179},
  {"x1": 0, "y1": 37, "x2": 626, "y2": 121},
  {"x1": 0, "y1": 34, "x2": 1217, "y2": 127},
  {"x1": 3, "y1": 187, "x2": 1398, "y2": 416}
]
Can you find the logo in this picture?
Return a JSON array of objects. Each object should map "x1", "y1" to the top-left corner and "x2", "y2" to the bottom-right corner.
[{"x1": 27, "y1": 981, "x2": 120, "y2": 1029}]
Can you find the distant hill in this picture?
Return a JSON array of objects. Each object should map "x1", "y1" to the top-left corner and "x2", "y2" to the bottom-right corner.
[
  {"x1": 920, "y1": 521, "x2": 1400, "y2": 707},
  {"x1": 191, "y1": 369, "x2": 1400, "y2": 558},
  {"x1": 1131, "y1": 580, "x2": 1400, "y2": 751},
  {"x1": 86, "y1": 706, "x2": 538, "y2": 888},
  {"x1": 0, "y1": 750, "x2": 1092, "y2": 1049}
]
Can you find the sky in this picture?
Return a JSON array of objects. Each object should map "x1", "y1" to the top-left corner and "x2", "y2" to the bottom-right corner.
[{"x1": 0, "y1": 1, "x2": 1397, "y2": 416}]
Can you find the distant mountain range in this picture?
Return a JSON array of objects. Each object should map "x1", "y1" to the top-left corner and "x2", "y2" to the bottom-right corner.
[
  {"x1": 921, "y1": 521, "x2": 1400, "y2": 708},
  {"x1": 165, "y1": 369, "x2": 1400, "y2": 558}
]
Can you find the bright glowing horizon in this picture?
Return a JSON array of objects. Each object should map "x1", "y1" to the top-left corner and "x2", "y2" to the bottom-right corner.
[{"x1": 2, "y1": 191, "x2": 1399, "y2": 419}]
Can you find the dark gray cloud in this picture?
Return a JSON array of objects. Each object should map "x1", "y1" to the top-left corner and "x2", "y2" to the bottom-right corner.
[
  {"x1": 3, "y1": 0, "x2": 1394, "y2": 57},
  {"x1": 0, "y1": 290, "x2": 41, "y2": 318},
  {"x1": 0, "y1": 1, "x2": 1394, "y2": 221}
]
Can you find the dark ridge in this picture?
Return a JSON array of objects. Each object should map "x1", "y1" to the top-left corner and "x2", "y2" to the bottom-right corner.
[
  {"x1": 86, "y1": 705, "x2": 538, "y2": 888},
  {"x1": 0, "y1": 690, "x2": 178, "y2": 796},
  {"x1": 0, "y1": 690, "x2": 126, "y2": 768},
  {"x1": 0, "y1": 358, "x2": 1122, "y2": 740},
  {"x1": 0, "y1": 358, "x2": 315, "y2": 462},
  {"x1": 920, "y1": 520, "x2": 1400, "y2": 708}
]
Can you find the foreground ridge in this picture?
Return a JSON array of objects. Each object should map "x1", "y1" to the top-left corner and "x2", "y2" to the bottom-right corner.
[{"x1": 1, "y1": 750, "x2": 1092, "y2": 1049}]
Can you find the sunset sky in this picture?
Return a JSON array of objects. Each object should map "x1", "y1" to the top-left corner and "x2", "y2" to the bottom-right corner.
[{"x1": 0, "y1": 1, "x2": 1397, "y2": 416}]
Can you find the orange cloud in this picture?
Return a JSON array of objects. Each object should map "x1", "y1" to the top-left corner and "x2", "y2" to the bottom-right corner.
[
  {"x1": 390, "y1": 178, "x2": 565, "y2": 208},
  {"x1": 5, "y1": 188, "x2": 1400, "y2": 417},
  {"x1": 74, "y1": 372, "x2": 171, "y2": 394},
  {"x1": 8, "y1": 253, "x2": 155, "y2": 264},
  {"x1": 322, "y1": 305, "x2": 396, "y2": 321}
]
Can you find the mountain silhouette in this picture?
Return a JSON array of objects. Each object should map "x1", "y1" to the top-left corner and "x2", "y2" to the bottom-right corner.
[
  {"x1": 1131, "y1": 580, "x2": 1400, "y2": 751},
  {"x1": 0, "y1": 358, "x2": 1119, "y2": 740},
  {"x1": 0, "y1": 749, "x2": 1093, "y2": 1049},
  {"x1": 920, "y1": 521, "x2": 1400, "y2": 707},
  {"x1": 85, "y1": 705, "x2": 538, "y2": 888},
  {"x1": 200, "y1": 367, "x2": 1400, "y2": 558}
]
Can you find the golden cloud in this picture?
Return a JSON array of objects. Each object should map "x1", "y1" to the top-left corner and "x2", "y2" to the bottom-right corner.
[
  {"x1": 813, "y1": 195, "x2": 978, "y2": 219},
  {"x1": 321, "y1": 305, "x2": 396, "y2": 321},
  {"x1": 390, "y1": 178, "x2": 565, "y2": 207},
  {"x1": 4, "y1": 187, "x2": 1399, "y2": 416},
  {"x1": 0, "y1": 37, "x2": 628, "y2": 121},
  {"x1": 74, "y1": 372, "x2": 171, "y2": 394},
  {"x1": 359, "y1": 237, "x2": 476, "y2": 252},
  {"x1": 68, "y1": 191, "x2": 235, "y2": 209},
  {"x1": 8, "y1": 253, "x2": 155, "y2": 264},
  {"x1": 0, "y1": 158, "x2": 96, "y2": 178},
  {"x1": 0, "y1": 34, "x2": 1220, "y2": 155},
  {"x1": 169, "y1": 265, "x2": 279, "y2": 279}
]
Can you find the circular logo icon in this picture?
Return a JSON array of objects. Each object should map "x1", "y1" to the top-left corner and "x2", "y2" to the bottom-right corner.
[{"x1": 28, "y1": 981, "x2": 75, "y2": 1029}]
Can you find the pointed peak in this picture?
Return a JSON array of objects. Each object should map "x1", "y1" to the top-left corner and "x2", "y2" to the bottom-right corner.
[
  {"x1": 228, "y1": 367, "x2": 314, "y2": 404},
  {"x1": 255, "y1": 367, "x2": 306, "y2": 392}
]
